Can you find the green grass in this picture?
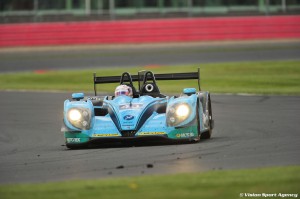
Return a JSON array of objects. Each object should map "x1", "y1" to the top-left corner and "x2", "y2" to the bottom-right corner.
[
  {"x1": 1, "y1": 60, "x2": 300, "y2": 95},
  {"x1": 0, "y1": 166, "x2": 299, "y2": 199}
]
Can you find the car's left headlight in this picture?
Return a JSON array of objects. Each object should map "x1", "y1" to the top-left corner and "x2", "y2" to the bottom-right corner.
[
  {"x1": 67, "y1": 108, "x2": 91, "y2": 130},
  {"x1": 167, "y1": 103, "x2": 191, "y2": 126},
  {"x1": 176, "y1": 104, "x2": 190, "y2": 118}
]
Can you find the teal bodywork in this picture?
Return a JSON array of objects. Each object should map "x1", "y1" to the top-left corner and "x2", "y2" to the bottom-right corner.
[
  {"x1": 62, "y1": 70, "x2": 213, "y2": 148},
  {"x1": 63, "y1": 93, "x2": 207, "y2": 145}
]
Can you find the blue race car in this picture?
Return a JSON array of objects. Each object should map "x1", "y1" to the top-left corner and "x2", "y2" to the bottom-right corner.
[{"x1": 61, "y1": 69, "x2": 213, "y2": 149}]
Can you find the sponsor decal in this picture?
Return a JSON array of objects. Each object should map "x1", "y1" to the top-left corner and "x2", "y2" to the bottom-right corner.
[
  {"x1": 119, "y1": 103, "x2": 143, "y2": 110},
  {"x1": 122, "y1": 124, "x2": 134, "y2": 127},
  {"x1": 93, "y1": 133, "x2": 120, "y2": 137},
  {"x1": 139, "y1": 132, "x2": 166, "y2": 135},
  {"x1": 87, "y1": 97, "x2": 98, "y2": 100},
  {"x1": 66, "y1": 138, "x2": 81, "y2": 143},
  {"x1": 176, "y1": 132, "x2": 195, "y2": 138},
  {"x1": 123, "y1": 115, "x2": 135, "y2": 120}
]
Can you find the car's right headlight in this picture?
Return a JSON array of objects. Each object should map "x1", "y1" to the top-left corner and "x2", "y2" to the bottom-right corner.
[
  {"x1": 67, "y1": 108, "x2": 91, "y2": 130},
  {"x1": 166, "y1": 103, "x2": 191, "y2": 127}
]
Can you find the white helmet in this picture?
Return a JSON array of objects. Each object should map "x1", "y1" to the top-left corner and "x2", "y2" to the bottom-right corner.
[{"x1": 115, "y1": 85, "x2": 133, "y2": 97}]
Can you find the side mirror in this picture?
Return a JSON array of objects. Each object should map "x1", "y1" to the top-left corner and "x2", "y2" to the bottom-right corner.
[
  {"x1": 72, "y1": 93, "x2": 85, "y2": 100},
  {"x1": 183, "y1": 88, "x2": 196, "y2": 95}
]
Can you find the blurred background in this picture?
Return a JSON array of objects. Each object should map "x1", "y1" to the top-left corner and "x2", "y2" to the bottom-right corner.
[
  {"x1": 1, "y1": 0, "x2": 300, "y2": 48},
  {"x1": 0, "y1": 0, "x2": 299, "y2": 23}
]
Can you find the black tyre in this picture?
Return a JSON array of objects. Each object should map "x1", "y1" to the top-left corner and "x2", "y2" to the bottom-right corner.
[
  {"x1": 201, "y1": 95, "x2": 213, "y2": 139},
  {"x1": 193, "y1": 100, "x2": 201, "y2": 142}
]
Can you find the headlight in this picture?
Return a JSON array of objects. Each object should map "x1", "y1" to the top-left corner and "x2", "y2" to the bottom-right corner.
[
  {"x1": 69, "y1": 109, "x2": 82, "y2": 121},
  {"x1": 167, "y1": 103, "x2": 191, "y2": 126},
  {"x1": 67, "y1": 108, "x2": 91, "y2": 130},
  {"x1": 176, "y1": 104, "x2": 190, "y2": 117}
]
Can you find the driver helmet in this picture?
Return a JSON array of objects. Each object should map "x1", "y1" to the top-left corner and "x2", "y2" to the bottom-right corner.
[{"x1": 115, "y1": 85, "x2": 133, "y2": 97}]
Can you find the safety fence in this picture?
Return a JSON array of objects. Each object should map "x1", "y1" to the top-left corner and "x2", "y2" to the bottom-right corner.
[{"x1": 0, "y1": 15, "x2": 299, "y2": 47}]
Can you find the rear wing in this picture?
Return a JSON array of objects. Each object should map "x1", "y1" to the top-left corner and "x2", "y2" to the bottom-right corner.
[{"x1": 93, "y1": 68, "x2": 200, "y2": 96}]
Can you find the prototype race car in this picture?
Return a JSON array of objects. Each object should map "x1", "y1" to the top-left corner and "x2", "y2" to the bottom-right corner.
[{"x1": 61, "y1": 69, "x2": 214, "y2": 149}]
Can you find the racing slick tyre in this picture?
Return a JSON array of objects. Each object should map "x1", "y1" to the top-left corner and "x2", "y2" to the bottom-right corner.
[
  {"x1": 194, "y1": 102, "x2": 201, "y2": 142},
  {"x1": 201, "y1": 95, "x2": 213, "y2": 139}
]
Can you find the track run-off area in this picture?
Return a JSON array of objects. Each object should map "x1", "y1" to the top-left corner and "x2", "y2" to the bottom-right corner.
[{"x1": 0, "y1": 92, "x2": 299, "y2": 184}]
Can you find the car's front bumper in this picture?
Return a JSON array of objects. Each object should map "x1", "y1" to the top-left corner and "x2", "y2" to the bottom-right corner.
[{"x1": 65, "y1": 134, "x2": 199, "y2": 149}]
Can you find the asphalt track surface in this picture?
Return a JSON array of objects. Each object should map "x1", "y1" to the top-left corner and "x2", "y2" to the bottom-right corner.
[
  {"x1": 0, "y1": 91, "x2": 299, "y2": 184},
  {"x1": 0, "y1": 41, "x2": 300, "y2": 184},
  {"x1": 0, "y1": 40, "x2": 300, "y2": 72}
]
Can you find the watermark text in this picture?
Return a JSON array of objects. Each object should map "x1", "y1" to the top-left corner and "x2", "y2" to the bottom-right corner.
[{"x1": 240, "y1": 193, "x2": 298, "y2": 198}]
